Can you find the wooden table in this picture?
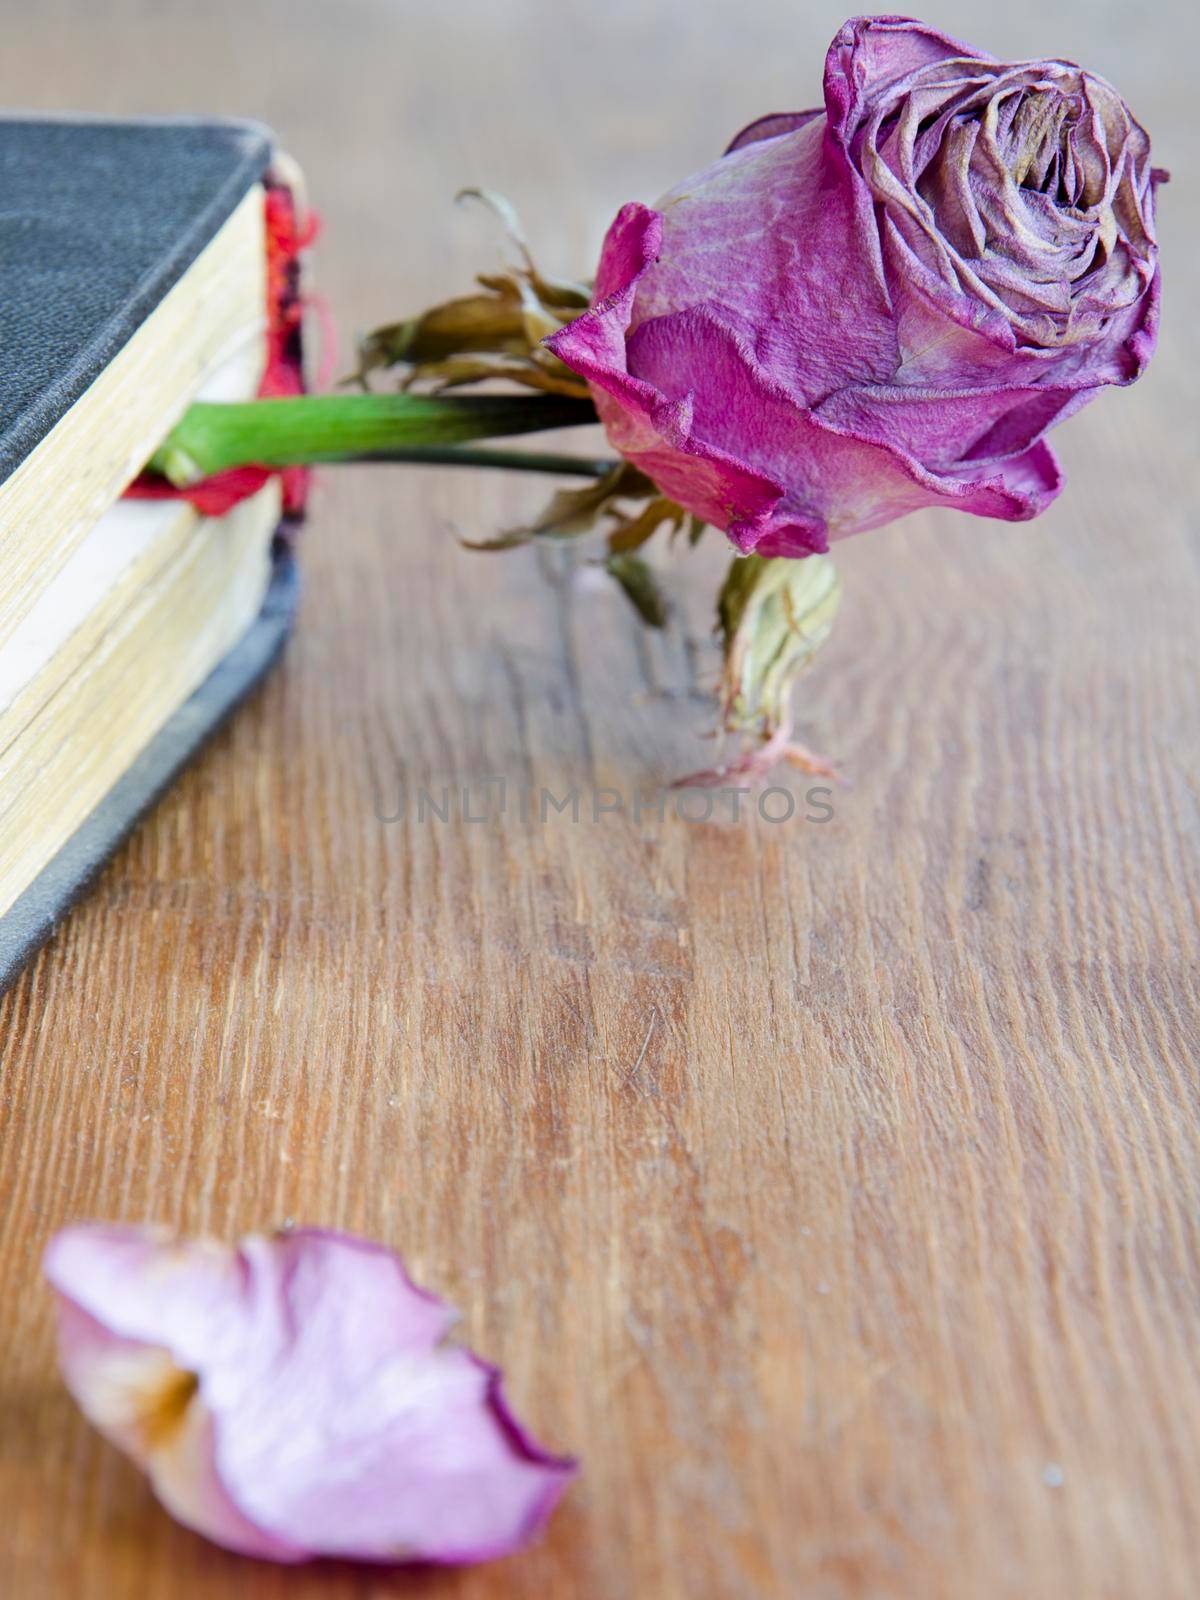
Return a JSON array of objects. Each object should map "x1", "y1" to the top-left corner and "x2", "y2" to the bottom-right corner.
[{"x1": 2, "y1": 3, "x2": 1197, "y2": 1595}]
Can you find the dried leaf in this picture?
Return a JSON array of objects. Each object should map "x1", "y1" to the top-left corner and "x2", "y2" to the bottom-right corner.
[
  {"x1": 457, "y1": 527, "x2": 540, "y2": 553},
  {"x1": 607, "y1": 497, "x2": 687, "y2": 554},
  {"x1": 475, "y1": 462, "x2": 656, "y2": 551},
  {"x1": 498, "y1": 466, "x2": 629, "y2": 548},
  {"x1": 457, "y1": 189, "x2": 592, "y2": 307},
  {"x1": 606, "y1": 552, "x2": 669, "y2": 628},
  {"x1": 351, "y1": 191, "x2": 594, "y2": 400},
  {"x1": 525, "y1": 466, "x2": 634, "y2": 538},
  {"x1": 350, "y1": 294, "x2": 528, "y2": 380},
  {"x1": 400, "y1": 354, "x2": 590, "y2": 399}
]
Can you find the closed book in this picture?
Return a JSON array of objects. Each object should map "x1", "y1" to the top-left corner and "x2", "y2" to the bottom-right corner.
[{"x1": 0, "y1": 115, "x2": 304, "y2": 994}]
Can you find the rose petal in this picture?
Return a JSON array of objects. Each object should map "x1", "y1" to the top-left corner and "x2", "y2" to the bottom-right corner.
[
  {"x1": 723, "y1": 107, "x2": 823, "y2": 155},
  {"x1": 813, "y1": 380, "x2": 1087, "y2": 469},
  {"x1": 52, "y1": 1289, "x2": 305, "y2": 1560},
  {"x1": 630, "y1": 114, "x2": 898, "y2": 402},
  {"x1": 45, "y1": 1224, "x2": 576, "y2": 1566},
  {"x1": 823, "y1": 15, "x2": 989, "y2": 144},
  {"x1": 546, "y1": 204, "x2": 791, "y2": 553},
  {"x1": 549, "y1": 17, "x2": 1158, "y2": 555},
  {"x1": 553, "y1": 276, "x2": 1060, "y2": 556}
]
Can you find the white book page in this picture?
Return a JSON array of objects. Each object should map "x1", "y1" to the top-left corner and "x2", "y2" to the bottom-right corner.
[{"x1": 0, "y1": 332, "x2": 265, "y2": 715}]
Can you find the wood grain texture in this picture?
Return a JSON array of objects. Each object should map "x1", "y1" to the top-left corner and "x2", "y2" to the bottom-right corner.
[{"x1": 1, "y1": 2, "x2": 1198, "y2": 1596}]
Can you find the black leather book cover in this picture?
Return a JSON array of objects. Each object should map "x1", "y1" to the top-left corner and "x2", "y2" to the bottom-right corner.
[
  {"x1": 0, "y1": 115, "x2": 272, "y2": 483},
  {"x1": 0, "y1": 117, "x2": 298, "y2": 995}
]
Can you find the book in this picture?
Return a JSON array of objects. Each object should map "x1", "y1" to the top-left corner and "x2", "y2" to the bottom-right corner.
[{"x1": 0, "y1": 116, "x2": 303, "y2": 993}]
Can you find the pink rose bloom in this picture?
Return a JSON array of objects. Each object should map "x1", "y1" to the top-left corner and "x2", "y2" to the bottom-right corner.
[
  {"x1": 548, "y1": 14, "x2": 1163, "y2": 557},
  {"x1": 44, "y1": 1224, "x2": 575, "y2": 1565}
]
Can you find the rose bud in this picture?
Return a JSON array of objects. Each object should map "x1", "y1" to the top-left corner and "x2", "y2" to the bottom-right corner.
[
  {"x1": 44, "y1": 1224, "x2": 575, "y2": 1565},
  {"x1": 547, "y1": 14, "x2": 1164, "y2": 559}
]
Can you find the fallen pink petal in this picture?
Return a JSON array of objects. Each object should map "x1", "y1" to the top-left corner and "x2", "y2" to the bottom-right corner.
[{"x1": 43, "y1": 1224, "x2": 576, "y2": 1565}]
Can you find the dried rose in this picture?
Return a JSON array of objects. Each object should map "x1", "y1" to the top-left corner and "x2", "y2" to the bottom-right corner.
[
  {"x1": 547, "y1": 15, "x2": 1163, "y2": 558},
  {"x1": 44, "y1": 1224, "x2": 575, "y2": 1565}
]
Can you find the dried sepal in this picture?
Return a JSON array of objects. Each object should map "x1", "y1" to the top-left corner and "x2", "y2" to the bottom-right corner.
[
  {"x1": 351, "y1": 192, "x2": 592, "y2": 400},
  {"x1": 356, "y1": 294, "x2": 528, "y2": 371},
  {"x1": 605, "y1": 552, "x2": 669, "y2": 628},
  {"x1": 396, "y1": 353, "x2": 588, "y2": 399},
  {"x1": 469, "y1": 461, "x2": 658, "y2": 553},
  {"x1": 461, "y1": 466, "x2": 693, "y2": 634},
  {"x1": 606, "y1": 496, "x2": 688, "y2": 555},
  {"x1": 457, "y1": 189, "x2": 592, "y2": 309}
]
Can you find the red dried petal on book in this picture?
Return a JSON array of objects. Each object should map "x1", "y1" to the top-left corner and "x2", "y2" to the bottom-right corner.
[{"x1": 124, "y1": 466, "x2": 274, "y2": 516}]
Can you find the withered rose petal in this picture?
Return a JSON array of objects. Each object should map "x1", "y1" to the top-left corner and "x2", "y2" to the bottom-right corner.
[
  {"x1": 44, "y1": 1225, "x2": 575, "y2": 1565},
  {"x1": 52, "y1": 1292, "x2": 304, "y2": 1560},
  {"x1": 548, "y1": 14, "x2": 1163, "y2": 556}
]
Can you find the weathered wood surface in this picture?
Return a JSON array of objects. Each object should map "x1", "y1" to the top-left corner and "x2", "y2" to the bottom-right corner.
[{"x1": 1, "y1": 2, "x2": 1197, "y2": 1596}]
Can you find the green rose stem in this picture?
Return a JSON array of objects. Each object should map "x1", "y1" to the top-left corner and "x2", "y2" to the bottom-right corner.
[{"x1": 148, "y1": 392, "x2": 602, "y2": 486}]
